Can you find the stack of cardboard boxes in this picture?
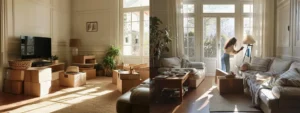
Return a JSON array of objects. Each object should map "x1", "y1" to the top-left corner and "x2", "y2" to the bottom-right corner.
[
  {"x1": 24, "y1": 67, "x2": 53, "y2": 96},
  {"x1": 72, "y1": 55, "x2": 97, "y2": 80},
  {"x1": 4, "y1": 69, "x2": 26, "y2": 94}
]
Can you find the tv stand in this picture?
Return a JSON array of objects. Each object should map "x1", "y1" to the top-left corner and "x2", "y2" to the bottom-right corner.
[{"x1": 32, "y1": 61, "x2": 52, "y2": 67}]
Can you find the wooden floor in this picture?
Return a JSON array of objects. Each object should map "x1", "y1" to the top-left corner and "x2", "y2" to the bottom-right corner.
[
  {"x1": 150, "y1": 76, "x2": 261, "y2": 113},
  {"x1": 0, "y1": 76, "x2": 121, "y2": 112}
]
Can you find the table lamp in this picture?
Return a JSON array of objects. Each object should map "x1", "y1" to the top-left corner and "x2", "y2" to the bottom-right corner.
[
  {"x1": 242, "y1": 35, "x2": 255, "y2": 62},
  {"x1": 70, "y1": 39, "x2": 81, "y2": 56}
]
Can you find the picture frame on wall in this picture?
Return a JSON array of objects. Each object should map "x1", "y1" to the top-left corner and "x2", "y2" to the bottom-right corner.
[{"x1": 86, "y1": 21, "x2": 98, "y2": 32}]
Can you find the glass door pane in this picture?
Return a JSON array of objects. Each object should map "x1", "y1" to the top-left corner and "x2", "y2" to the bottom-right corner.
[
  {"x1": 220, "y1": 18, "x2": 235, "y2": 57},
  {"x1": 203, "y1": 17, "x2": 217, "y2": 58}
]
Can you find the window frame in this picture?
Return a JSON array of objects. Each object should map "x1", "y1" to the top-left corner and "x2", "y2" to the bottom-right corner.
[{"x1": 120, "y1": 0, "x2": 149, "y2": 58}]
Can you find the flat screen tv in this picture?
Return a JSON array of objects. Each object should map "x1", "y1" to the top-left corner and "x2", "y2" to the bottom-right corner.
[{"x1": 21, "y1": 36, "x2": 52, "y2": 59}]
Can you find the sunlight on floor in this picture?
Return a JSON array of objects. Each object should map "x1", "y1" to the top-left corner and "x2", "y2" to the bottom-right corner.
[
  {"x1": 195, "y1": 86, "x2": 217, "y2": 111},
  {"x1": 8, "y1": 88, "x2": 114, "y2": 113},
  {"x1": 234, "y1": 105, "x2": 239, "y2": 113},
  {"x1": 195, "y1": 86, "x2": 216, "y2": 102}
]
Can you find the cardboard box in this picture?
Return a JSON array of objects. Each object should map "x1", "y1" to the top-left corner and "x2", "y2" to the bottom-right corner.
[
  {"x1": 4, "y1": 80, "x2": 23, "y2": 94},
  {"x1": 25, "y1": 67, "x2": 52, "y2": 83},
  {"x1": 52, "y1": 71, "x2": 64, "y2": 81},
  {"x1": 51, "y1": 79, "x2": 60, "y2": 91},
  {"x1": 80, "y1": 68, "x2": 96, "y2": 80},
  {"x1": 60, "y1": 72, "x2": 86, "y2": 87},
  {"x1": 6, "y1": 69, "x2": 25, "y2": 81},
  {"x1": 24, "y1": 81, "x2": 51, "y2": 96}
]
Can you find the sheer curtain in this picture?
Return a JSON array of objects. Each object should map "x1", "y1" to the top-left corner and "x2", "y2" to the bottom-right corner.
[
  {"x1": 167, "y1": 0, "x2": 184, "y2": 57},
  {"x1": 252, "y1": 0, "x2": 275, "y2": 57}
]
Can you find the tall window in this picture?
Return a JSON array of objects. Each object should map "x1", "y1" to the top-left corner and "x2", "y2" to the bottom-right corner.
[
  {"x1": 122, "y1": 0, "x2": 149, "y2": 57},
  {"x1": 183, "y1": 3, "x2": 196, "y2": 61},
  {"x1": 243, "y1": 4, "x2": 253, "y2": 37}
]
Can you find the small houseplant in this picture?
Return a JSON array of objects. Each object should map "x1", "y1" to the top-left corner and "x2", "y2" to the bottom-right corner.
[
  {"x1": 102, "y1": 45, "x2": 120, "y2": 76},
  {"x1": 150, "y1": 16, "x2": 172, "y2": 67},
  {"x1": 51, "y1": 55, "x2": 59, "y2": 64},
  {"x1": 102, "y1": 56, "x2": 116, "y2": 76}
]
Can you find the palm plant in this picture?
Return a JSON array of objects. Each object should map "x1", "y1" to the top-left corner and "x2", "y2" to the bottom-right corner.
[{"x1": 150, "y1": 17, "x2": 172, "y2": 66}]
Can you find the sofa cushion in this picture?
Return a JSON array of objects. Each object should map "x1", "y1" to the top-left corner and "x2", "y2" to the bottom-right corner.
[
  {"x1": 249, "y1": 57, "x2": 272, "y2": 72},
  {"x1": 116, "y1": 91, "x2": 132, "y2": 113},
  {"x1": 130, "y1": 87, "x2": 149, "y2": 105},
  {"x1": 160, "y1": 57, "x2": 182, "y2": 68},
  {"x1": 272, "y1": 86, "x2": 300, "y2": 99},
  {"x1": 259, "y1": 89, "x2": 279, "y2": 108},
  {"x1": 269, "y1": 58, "x2": 292, "y2": 75},
  {"x1": 289, "y1": 62, "x2": 300, "y2": 71},
  {"x1": 276, "y1": 69, "x2": 300, "y2": 87}
]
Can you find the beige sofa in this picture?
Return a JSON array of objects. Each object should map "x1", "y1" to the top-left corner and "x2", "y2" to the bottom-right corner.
[
  {"x1": 239, "y1": 57, "x2": 300, "y2": 113},
  {"x1": 158, "y1": 57, "x2": 206, "y2": 88}
]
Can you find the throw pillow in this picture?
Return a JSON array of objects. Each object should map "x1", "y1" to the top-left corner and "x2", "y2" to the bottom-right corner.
[
  {"x1": 275, "y1": 68, "x2": 300, "y2": 87},
  {"x1": 160, "y1": 57, "x2": 181, "y2": 68},
  {"x1": 269, "y1": 58, "x2": 292, "y2": 75},
  {"x1": 249, "y1": 57, "x2": 272, "y2": 72}
]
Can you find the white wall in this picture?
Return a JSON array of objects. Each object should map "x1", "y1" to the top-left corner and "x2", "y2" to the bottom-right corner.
[
  {"x1": 1, "y1": 0, "x2": 71, "y2": 90},
  {"x1": 71, "y1": 0, "x2": 119, "y2": 63}
]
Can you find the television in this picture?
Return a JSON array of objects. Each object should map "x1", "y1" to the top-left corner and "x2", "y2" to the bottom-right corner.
[{"x1": 21, "y1": 36, "x2": 52, "y2": 59}]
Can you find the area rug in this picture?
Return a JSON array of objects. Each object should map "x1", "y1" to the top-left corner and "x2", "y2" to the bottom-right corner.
[
  {"x1": 5, "y1": 77, "x2": 121, "y2": 113},
  {"x1": 209, "y1": 88, "x2": 261, "y2": 113}
]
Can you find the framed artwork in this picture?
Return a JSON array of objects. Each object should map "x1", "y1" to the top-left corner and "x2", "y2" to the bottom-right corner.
[{"x1": 86, "y1": 21, "x2": 98, "y2": 32}]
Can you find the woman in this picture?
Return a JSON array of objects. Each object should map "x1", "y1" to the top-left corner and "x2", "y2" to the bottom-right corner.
[{"x1": 221, "y1": 37, "x2": 244, "y2": 72}]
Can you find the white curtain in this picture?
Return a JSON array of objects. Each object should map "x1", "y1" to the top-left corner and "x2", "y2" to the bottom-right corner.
[
  {"x1": 167, "y1": 0, "x2": 184, "y2": 57},
  {"x1": 253, "y1": 0, "x2": 275, "y2": 57}
]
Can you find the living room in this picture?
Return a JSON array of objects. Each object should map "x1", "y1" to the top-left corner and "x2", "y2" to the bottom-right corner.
[
  {"x1": 150, "y1": 0, "x2": 300, "y2": 113},
  {"x1": 0, "y1": 0, "x2": 299, "y2": 113},
  {"x1": 0, "y1": 0, "x2": 149, "y2": 112}
]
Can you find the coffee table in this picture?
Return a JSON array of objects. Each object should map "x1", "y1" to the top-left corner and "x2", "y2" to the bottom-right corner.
[{"x1": 154, "y1": 72, "x2": 190, "y2": 102}]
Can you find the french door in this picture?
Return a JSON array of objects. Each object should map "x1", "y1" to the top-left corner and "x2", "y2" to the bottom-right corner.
[{"x1": 202, "y1": 17, "x2": 236, "y2": 75}]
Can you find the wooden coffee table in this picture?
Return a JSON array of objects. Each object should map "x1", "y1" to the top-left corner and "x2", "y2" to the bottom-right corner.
[
  {"x1": 217, "y1": 76, "x2": 244, "y2": 94},
  {"x1": 154, "y1": 72, "x2": 190, "y2": 102}
]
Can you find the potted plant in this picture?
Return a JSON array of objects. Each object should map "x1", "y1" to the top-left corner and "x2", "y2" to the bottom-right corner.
[
  {"x1": 102, "y1": 56, "x2": 116, "y2": 76},
  {"x1": 101, "y1": 45, "x2": 120, "y2": 76},
  {"x1": 95, "y1": 63, "x2": 104, "y2": 76},
  {"x1": 52, "y1": 55, "x2": 59, "y2": 64},
  {"x1": 150, "y1": 17, "x2": 172, "y2": 67}
]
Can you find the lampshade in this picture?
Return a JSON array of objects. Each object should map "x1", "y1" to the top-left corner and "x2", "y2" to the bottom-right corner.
[
  {"x1": 70, "y1": 39, "x2": 81, "y2": 47},
  {"x1": 243, "y1": 35, "x2": 255, "y2": 44}
]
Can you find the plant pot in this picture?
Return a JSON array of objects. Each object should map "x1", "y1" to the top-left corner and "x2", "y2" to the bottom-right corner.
[
  {"x1": 104, "y1": 69, "x2": 112, "y2": 77},
  {"x1": 53, "y1": 60, "x2": 59, "y2": 64},
  {"x1": 97, "y1": 70, "x2": 104, "y2": 76}
]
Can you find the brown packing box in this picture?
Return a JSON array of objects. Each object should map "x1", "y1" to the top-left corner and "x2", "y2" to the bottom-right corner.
[
  {"x1": 60, "y1": 72, "x2": 86, "y2": 87},
  {"x1": 4, "y1": 80, "x2": 23, "y2": 94},
  {"x1": 25, "y1": 67, "x2": 52, "y2": 83},
  {"x1": 51, "y1": 79, "x2": 60, "y2": 91},
  {"x1": 52, "y1": 71, "x2": 64, "y2": 81},
  {"x1": 24, "y1": 81, "x2": 51, "y2": 96},
  {"x1": 6, "y1": 69, "x2": 25, "y2": 81},
  {"x1": 79, "y1": 68, "x2": 96, "y2": 80}
]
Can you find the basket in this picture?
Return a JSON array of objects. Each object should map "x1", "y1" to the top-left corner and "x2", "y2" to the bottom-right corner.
[{"x1": 8, "y1": 60, "x2": 32, "y2": 70}]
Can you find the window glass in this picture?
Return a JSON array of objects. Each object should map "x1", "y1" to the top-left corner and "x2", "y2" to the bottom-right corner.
[
  {"x1": 243, "y1": 4, "x2": 253, "y2": 13},
  {"x1": 124, "y1": 0, "x2": 149, "y2": 8},
  {"x1": 183, "y1": 4, "x2": 194, "y2": 13},
  {"x1": 203, "y1": 5, "x2": 235, "y2": 13}
]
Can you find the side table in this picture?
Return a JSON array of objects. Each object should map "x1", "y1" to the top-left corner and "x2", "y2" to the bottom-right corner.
[{"x1": 217, "y1": 76, "x2": 243, "y2": 94}]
